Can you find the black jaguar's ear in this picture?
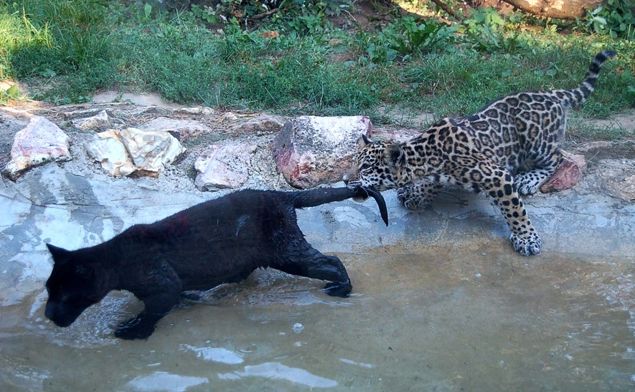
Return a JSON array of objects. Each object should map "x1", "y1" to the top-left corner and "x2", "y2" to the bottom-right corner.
[
  {"x1": 357, "y1": 134, "x2": 372, "y2": 148},
  {"x1": 386, "y1": 144, "x2": 405, "y2": 168},
  {"x1": 46, "y1": 244, "x2": 70, "y2": 264}
]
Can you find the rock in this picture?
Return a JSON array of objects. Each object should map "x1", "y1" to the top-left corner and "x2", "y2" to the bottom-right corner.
[
  {"x1": 619, "y1": 175, "x2": 635, "y2": 201},
  {"x1": 272, "y1": 116, "x2": 372, "y2": 188},
  {"x1": 231, "y1": 114, "x2": 285, "y2": 135},
  {"x1": 63, "y1": 107, "x2": 112, "y2": 120},
  {"x1": 172, "y1": 106, "x2": 215, "y2": 116},
  {"x1": 120, "y1": 128, "x2": 186, "y2": 176},
  {"x1": 194, "y1": 140, "x2": 258, "y2": 191},
  {"x1": 85, "y1": 128, "x2": 185, "y2": 177},
  {"x1": 0, "y1": 111, "x2": 29, "y2": 169},
  {"x1": 85, "y1": 130, "x2": 136, "y2": 177},
  {"x1": 594, "y1": 159, "x2": 635, "y2": 202},
  {"x1": 540, "y1": 151, "x2": 587, "y2": 193},
  {"x1": 371, "y1": 127, "x2": 422, "y2": 143},
  {"x1": 92, "y1": 91, "x2": 181, "y2": 108},
  {"x1": 3, "y1": 116, "x2": 71, "y2": 180},
  {"x1": 221, "y1": 112, "x2": 239, "y2": 122},
  {"x1": 139, "y1": 117, "x2": 212, "y2": 140},
  {"x1": 72, "y1": 110, "x2": 111, "y2": 131}
]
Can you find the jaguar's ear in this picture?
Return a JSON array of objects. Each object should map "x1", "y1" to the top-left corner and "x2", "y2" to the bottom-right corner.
[
  {"x1": 357, "y1": 134, "x2": 372, "y2": 148},
  {"x1": 386, "y1": 144, "x2": 405, "y2": 168},
  {"x1": 46, "y1": 244, "x2": 71, "y2": 265}
]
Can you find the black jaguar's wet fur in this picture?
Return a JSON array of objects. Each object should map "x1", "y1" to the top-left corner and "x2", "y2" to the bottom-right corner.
[{"x1": 44, "y1": 186, "x2": 387, "y2": 340}]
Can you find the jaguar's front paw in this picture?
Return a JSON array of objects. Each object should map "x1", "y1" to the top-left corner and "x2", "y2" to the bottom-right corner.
[
  {"x1": 115, "y1": 316, "x2": 156, "y2": 340},
  {"x1": 397, "y1": 188, "x2": 425, "y2": 210},
  {"x1": 323, "y1": 280, "x2": 352, "y2": 297},
  {"x1": 510, "y1": 232, "x2": 542, "y2": 256},
  {"x1": 514, "y1": 174, "x2": 542, "y2": 196},
  {"x1": 402, "y1": 198, "x2": 425, "y2": 210}
]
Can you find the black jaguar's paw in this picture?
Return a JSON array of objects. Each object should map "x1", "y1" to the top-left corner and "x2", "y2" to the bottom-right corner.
[
  {"x1": 323, "y1": 281, "x2": 352, "y2": 297},
  {"x1": 115, "y1": 317, "x2": 156, "y2": 340},
  {"x1": 181, "y1": 291, "x2": 202, "y2": 302}
]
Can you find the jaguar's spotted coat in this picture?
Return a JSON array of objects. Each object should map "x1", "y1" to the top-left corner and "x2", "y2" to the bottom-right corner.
[{"x1": 346, "y1": 51, "x2": 616, "y2": 256}]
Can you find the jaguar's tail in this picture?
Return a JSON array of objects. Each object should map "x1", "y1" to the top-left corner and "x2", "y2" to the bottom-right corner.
[
  {"x1": 564, "y1": 50, "x2": 616, "y2": 108},
  {"x1": 291, "y1": 186, "x2": 388, "y2": 226}
]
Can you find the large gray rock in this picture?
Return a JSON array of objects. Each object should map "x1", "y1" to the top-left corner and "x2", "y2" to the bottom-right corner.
[
  {"x1": 85, "y1": 128, "x2": 185, "y2": 177},
  {"x1": 3, "y1": 116, "x2": 71, "y2": 180},
  {"x1": 272, "y1": 116, "x2": 372, "y2": 188},
  {"x1": 194, "y1": 140, "x2": 258, "y2": 191}
]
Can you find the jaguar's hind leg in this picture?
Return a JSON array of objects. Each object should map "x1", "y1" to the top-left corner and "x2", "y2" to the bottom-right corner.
[
  {"x1": 397, "y1": 178, "x2": 443, "y2": 210},
  {"x1": 274, "y1": 240, "x2": 352, "y2": 297},
  {"x1": 515, "y1": 149, "x2": 563, "y2": 196}
]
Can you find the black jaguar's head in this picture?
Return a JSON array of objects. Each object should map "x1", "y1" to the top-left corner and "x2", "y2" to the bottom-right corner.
[
  {"x1": 344, "y1": 135, "x2": 404, "y2": 191},
  {"x1": 44, "y1": 244, "x2": 105, "y2": 327}
]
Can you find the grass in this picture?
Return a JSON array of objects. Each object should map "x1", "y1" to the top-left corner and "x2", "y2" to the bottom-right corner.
[{"x1": 0, "y1": 0, "x2": 634, "y2": 133}]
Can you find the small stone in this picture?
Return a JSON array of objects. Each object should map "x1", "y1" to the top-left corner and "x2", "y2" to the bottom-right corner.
[
  {"x1": 4, "y1": 116, "x2": 71, "y2": 180},
  {"x1": 72, "y1": 110, "x2": 111, "y2": 131},
  {"x1": 173, "y1": 106, "x2": 214, "y2": 115},
  {"x1": 221, "y1": 112, "x2": 239, "y2": 122},
  {"x1": 292, "y1": 323, "x2": 304, "y2": 334}
]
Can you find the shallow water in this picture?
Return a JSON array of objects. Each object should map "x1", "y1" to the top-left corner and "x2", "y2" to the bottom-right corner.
[
  {"x1": 2, "y1": 161, "x2": 635, "y2": 391},
  {"x1": 1, "y1": 241, "x2": 634, "y2": 392}
]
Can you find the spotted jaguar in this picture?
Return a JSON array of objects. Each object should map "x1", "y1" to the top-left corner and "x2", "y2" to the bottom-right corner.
[{"x1": 346, "y1": 50, "x2": 616, "y2": 256}]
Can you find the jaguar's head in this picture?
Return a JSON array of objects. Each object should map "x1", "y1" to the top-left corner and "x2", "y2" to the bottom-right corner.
[{"x1": 344, "y1": 135, "x2": 405, "y2": 191}]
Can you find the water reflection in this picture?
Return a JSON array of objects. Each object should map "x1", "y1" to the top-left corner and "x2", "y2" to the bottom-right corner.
[
  {"x1": 125, "y1": 372, "x2": 208, "y2": 392},
  {"x1": 218, "y1": 362, "x2": 338, "y2": 388},
  {"x1": 1, "y1": 247, "x2": 634, "y2": 391},
  {"x1": 182, "y1": 344, "x2": 244, "y2": 365}
]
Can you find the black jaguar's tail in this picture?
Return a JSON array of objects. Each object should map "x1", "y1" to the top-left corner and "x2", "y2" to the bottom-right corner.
[
  {"x1": 291, "y1": 186, "x2": 388, "y2": 226},
  {"x1": 564, "y1": 50, "x2": 616, "y2": 108}
]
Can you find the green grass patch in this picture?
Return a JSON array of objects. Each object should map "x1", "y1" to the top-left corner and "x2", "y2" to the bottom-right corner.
[{"x1": 0, "y1": 1, "x2": 633, "y2": 130}]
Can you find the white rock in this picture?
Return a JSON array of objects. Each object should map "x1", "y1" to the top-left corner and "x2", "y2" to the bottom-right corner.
[
  {"x1": 4, "y1": 116, "x2": 71, "y2": 180},
  {"x1": 85, "y1": 128, "x2": 185, "y2": 177},
  {"x1": 85, "y1": 130, "x2": 136, "y2": 177},
  {"x1": 72, "y1": 110, "x2": 111, "y2": 131},
  {"x1": 119, "y1": 128, "x2": 186, "y2": 176},
  {"x1": 194, "y1": 140, "x2": 258, "y2": 191}
]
